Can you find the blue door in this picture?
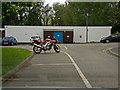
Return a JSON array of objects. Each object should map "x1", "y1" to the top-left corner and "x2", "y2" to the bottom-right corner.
[{"x1": 54, "y1": 32, "x2": 63, "y2": 43}]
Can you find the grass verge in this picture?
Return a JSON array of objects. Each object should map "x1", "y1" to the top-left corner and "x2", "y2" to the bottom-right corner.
[{"x1": 2, "y1": 47, "x2": 32, "y2": 76}]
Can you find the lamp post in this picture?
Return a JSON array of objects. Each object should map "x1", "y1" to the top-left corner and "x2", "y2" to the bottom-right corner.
[{"x1": 86, "y1": 13, "x2": 88, "y2": 43}]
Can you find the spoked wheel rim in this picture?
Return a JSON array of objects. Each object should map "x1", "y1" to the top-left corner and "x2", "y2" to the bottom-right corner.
[{"x1": 34, "y1": 46, "x2": 41, "y2": 53}]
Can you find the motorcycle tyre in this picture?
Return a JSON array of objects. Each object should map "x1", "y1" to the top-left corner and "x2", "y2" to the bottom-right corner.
[
  {"x1": 33, "y1": 46, "x2": 42, "y2": 54},
  {"x1": 54, "y1": 45, "x2": 60, "y2": 53}
]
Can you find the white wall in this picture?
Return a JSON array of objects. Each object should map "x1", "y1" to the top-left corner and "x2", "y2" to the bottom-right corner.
[
  {"x1": 73, "y1": 28, "x2": 86, "y2": 43},
  {"x1": 5, "y1": 26, "x2": 111, "y2": 43},
  {"x1": 0, "y1": 28, "x2": 5, "y2": 30},
  {"x1": 88, "y1": 26, "x2": 111, "y2": 42},
  {"x1": 5, "y1": 26, "x2": 43, "y2": 43}
]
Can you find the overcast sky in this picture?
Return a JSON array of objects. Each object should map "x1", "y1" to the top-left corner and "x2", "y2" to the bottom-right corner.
[{"x1": 44, "y1": 0, "x2": 66, "y2": 6}]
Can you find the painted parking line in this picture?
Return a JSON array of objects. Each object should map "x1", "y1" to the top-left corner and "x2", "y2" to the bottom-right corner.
[
  {"x1": 103, "y1": 47, "x2": 119, "y2": 57},
  {"x1": 61, "y1": 51, "x2": 92, "y2": 88},
  {"x1": 32, "y1": 63, "x2": 73, "y2": 66},
  {"x1": 64, "y1": 46, "x2": 68, "y2": 50},
  {"x1": 103, "y1": 47, "x2": 114, "y2": 56}
]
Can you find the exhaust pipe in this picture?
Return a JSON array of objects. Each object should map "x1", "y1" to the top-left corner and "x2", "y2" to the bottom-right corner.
[{"x1": 34, "y1": 43, "x2": 42, "y2": 48}]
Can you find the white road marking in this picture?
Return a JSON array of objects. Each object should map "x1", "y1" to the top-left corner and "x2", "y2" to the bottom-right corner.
[
  {"x1": 64, "y1": 46, "x2": 68, "y2": 49},
  {"x1": 5, "y1": 79, "x2": 20, "y2": 81},
  {"x1": 103, "y1": 47, "x2": 119, "y2": 57},
  {"x1": 13, "y1": 79, "x2": 20, "y2": 80},
  {"x1": 5, "y1": 86, "x2": 84, "y2": 88},
  {"x1": 103, "y1": 47, "x2": 114, "y2": 55},
  {"x1": 61, "y1": 51, "x2": 92, "y2": 88},
  {"x1": 32, "y1": 63, "x2": 73, "y2": 66}
]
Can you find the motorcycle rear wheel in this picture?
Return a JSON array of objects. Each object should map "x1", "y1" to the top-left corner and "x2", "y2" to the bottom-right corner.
[{"x1": 33, "y1": 46, "x2": 42, "y2": 54}]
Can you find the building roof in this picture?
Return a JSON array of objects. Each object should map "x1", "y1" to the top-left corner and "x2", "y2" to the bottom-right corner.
[{"x1": 5, "y1": 26, "x2": 112, "y2": 30}]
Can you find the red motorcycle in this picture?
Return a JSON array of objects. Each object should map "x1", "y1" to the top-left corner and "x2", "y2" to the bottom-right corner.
[{"x1": 33, "y1": 37, "x2": 60, "y2": 54}]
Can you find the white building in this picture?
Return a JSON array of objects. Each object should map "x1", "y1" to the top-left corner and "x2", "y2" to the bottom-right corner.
[{"x1": 5, "y1": 26, "x2": 111, "y2": 43}]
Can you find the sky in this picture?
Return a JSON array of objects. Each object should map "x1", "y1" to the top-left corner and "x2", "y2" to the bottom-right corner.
[{"x1": 44, "y1": 0, "x2": 66, "y2": 6}]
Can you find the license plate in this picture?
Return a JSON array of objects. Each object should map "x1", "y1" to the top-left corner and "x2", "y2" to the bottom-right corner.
[
  {"x1": 4, "y1": 42, "x2": 8, "y2": 44},
  {"x1": 4, "y1": 40, "x2": 8, "y2": 41}
]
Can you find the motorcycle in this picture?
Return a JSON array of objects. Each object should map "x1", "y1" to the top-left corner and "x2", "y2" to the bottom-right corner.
[{"x1": 33, "y1": 37, "x2": 60, "y2": 54}]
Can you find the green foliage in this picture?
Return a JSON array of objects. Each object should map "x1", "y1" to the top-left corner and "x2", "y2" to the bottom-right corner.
[
  {"x1": 2, "y1": 47, "x2": 32, "y2": 75},
  {"x1": 2, "y1": 2, "x2": 43, "y2": 26},
  {"x1": 2, "y1": 2, "x2": 119, "y2": 33},
  {"x1": 41, "y1": 4, "x2": 52, "y2": 26},
  {"x1": 53, "y1": 3, "x2": 66, "y2": 25},
  {"x1": 111, "y1": 2, "x2": 120, "y2": 33},
  {"x1": 52, "y1": 2, "x2": 117, "y2": 26},
  {"x1": 2, "y1": 2, "x2": 18, "y2": 26},
  {"x1": 23, "y1": 2, "x2": 44, "y2": 26}
]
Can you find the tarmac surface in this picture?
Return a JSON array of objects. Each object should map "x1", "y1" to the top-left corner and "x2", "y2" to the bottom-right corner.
[
  {"x1": 2, "y1": 43, "x2": 119, "y2": 88},
  {"x1": 111, "y1": 47, "x2": 119, "y2": 56}
]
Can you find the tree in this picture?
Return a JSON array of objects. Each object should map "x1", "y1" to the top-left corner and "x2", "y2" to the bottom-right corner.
[
  {"x1": 111, "y1": 2, "x2": 120, "y2": 33},
  {"x1": 2, "y1": 2, "x2": 118, "y2": 29},
  {"x1": 53, "y1": 3, "x2": 66, "y2": 26},
  {"x1": 2, "y1": 2, "x2": 44, "y2": 26},
  {"x1": 2, "y1": 2, "x2": 19, "y2": 26},
  {"x1": 52, "y1": 2, "x2": 117, "y2": 26},
  {"x1": 41, "y1": 4, "x2": 52, "y2": 26},
  {"x1": 23, "y1": 2, "x2": 43, "y2": 26},
  {"x1": 48, "y1": 9, "x2": 54, "y2": 26}
]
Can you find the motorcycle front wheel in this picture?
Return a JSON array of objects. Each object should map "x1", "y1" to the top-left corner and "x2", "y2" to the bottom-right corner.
[
  {"x1": 54, "y1": 45, "x2": 60, "y2": 53},
  {"x1": 33, "y1": 46, "x2": 42, "y2": 54}
]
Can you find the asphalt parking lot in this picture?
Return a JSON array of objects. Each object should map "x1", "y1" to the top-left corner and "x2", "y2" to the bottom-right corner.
[{"x1": 2, "y1": 43, "x2": 119, "y2": 88}]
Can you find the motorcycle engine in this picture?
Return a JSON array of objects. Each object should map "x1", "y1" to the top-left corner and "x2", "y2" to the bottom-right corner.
[
  {"x1": 46, "y1": 45, "x2": 50, "y2": 50},
  {"x1": 46, "y1": 42, "x2": 52, "y2": 50},
  {"x1": 43, "y1": 42, "x2": 52, "y2": 50}
]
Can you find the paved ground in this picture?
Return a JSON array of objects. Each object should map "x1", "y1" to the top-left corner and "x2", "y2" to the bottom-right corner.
[
  {"x1": 111, "y1": 47, "x2": 119, "y2": 55},
  {"x1": 2, "y1": 43, "x2": 119, "y2": 88},
  {"x1": 1, "y1": 44, "x2": 33, "y2": 51}
]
